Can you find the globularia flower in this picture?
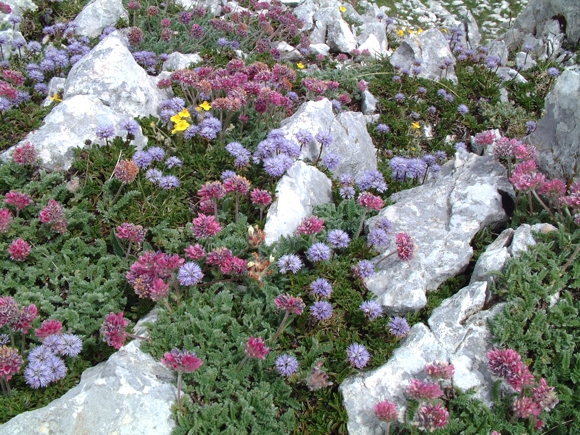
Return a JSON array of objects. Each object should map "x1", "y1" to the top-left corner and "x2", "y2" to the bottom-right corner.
[
  {"x1": 277, "y1": 254, "x2": 303, "y2": 274},
  {"x1": 276, "y1": 354, "x2": 299, "y2": 377},
  {"x1": 307, "y1": 242, "x2": 332, "y2": 262},
  {"x1": 165, "y1": 156, "x2": 183, "y2": 168},
  {"x1": 178, "y1": 262, "x2": 204, "y2": 286},
  {"x1": 327, "y1": 229, "x2": 350, "y2": 249},
  {"x1": 315, "y1": 130, "x2": 333, "y2": 147},
  {"x1": 310, "y1": 278, "x2": 332, "y2": 298},
  {"x1": 353, "y1": 260, "x2": 374, "y2": 279},
  {"x1": 346, "y1": 343, "x2": 370, "y2": 369},
  {"x1": 95, "y1": 122, "x2": 115, "y2": 140},
  {"x1": 148, "y1": 146, "x2": 165, "y2": 161},
  {"x1": 145, "y1": 168, "x2": 162, "y2": 183},
  {"x1": 360, "y1": 300, "x2": 383, "y2": 320},
  {"x1": 133, "y1": 151, "x2": 153, "y2": 169},
  {"x1": 310, "y1": 301, "x2": 333, "y2": 321},
  {"x1": 388, "y1": 316, "x2": 410, "y2": 338}
]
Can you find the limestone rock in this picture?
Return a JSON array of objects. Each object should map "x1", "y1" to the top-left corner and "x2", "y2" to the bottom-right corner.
[
  {"x1": 470, "y1": 228, "x2": 514, "y2": 285},
  {"x1": 313, "y1": 6, "x2": 358, "y2": 53},
  {"x1": 365, "y1": 150, "x2": 514, "y2": 314},
  {"x1": 1, "y1": 95, "x2": 147, "y2": 171},
  {"x1": 526, "y1": 68, "x2": 580, "y2": 182},
  {"x1": 264, "y1": 161, "x2": 332, "y2": 245},
  {"x1": 361, "y1": 90, "x2": 378, "y2": 115},
  {"x1": 516, "y1": 51, "x2": 538, "y2": 71},
  {"x1": 0, "y1": 312, "x2": 176, "y2": 435},
  {"x1": 510, "y1": 223, "x2": 557, "y2": 258},
  {"x1": 162, "y1": 52, "x2": 202, "y2": 71},
  {"x1": 390, "y1": 28, "x2": 457, "y2": 84},
  {"x1": 72, "y1": 0, "x2": 128, "y2": 39},
  {"x1": 279, "y1": 99, "x2": 378, "y2": 179},
  {"x1": 64, "y1": 31, "x2": 170, "y2": 118}
]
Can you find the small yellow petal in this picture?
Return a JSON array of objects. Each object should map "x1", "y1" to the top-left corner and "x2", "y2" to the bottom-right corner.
[
  {"x1": 339, "y1": 5, "x2": 346, "y2": 12},
  {"x1": 397, "y1": 29, "x2": 405, "y2": 37},
  {"x1": 177, "y1": 108, "x2": 190, "y2": 118},
  {"x1": 297, "y1": 62, "x2": 305, "y2": 69},
  {"x1": 411, "y1": 122, "x2": 421, "y2": 129},
  {"x1": 170, "y1": 114, "x2": 182, "y2": 123},
  {"x1": 198, "y1": 101, "x2": 211, "y2": 111}
]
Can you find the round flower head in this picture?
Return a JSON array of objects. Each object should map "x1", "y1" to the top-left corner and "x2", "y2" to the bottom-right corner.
[
  {"x1": 95, "y1": 122, "x2": 116, "y2": 140},
  {"x1": 276, "y1": 354, "x2": 299, "y2": 377},
  {"x1": 327, "y1": 229, "x2": 350, "y2": 249},
  {"x1": 178, "y1": 262, "x2": 204, "y2": 286},
  {"x1": 274, "y1": 294, "x2": 305, "y2": 315},
  {"x1": 353, "y1": 260, "x2": 375, "y2": 279},
  {"x1": 114, "y1": 160, "x2": 139, "y2": 183},
  {"x1": 310, "y1": 278, "x2": 332, "y2": 298},
  {"x1": 162, "y1": 348, "x2": 203, "y2": 373},
  {"x1": 415, "y1": 403, "x2": 449, "y2": 432},
  {"x1": 297, "y1": 216, "x2": 325, "y2": 236},
  {"x1": 0, "y1": 345, "x2": 23, "y2": 381},
  {"x1": 406, "y1": 378, "x2": 443, "y2": 400},
  {"x1": 244, "y1": 336, "x2": 269, "y2": 360},
  {"x1": 388, "y1": 316, "x2": 410, "y2": 338},
  {"x1": 8, "y1": 238, "x2": 31, "y2": 261},
  {"x1": 346, "y1": 343, "x2": 370, "y2": 369},
  {"x1": 374, "y1": 400, "x2": 398, "y2": 422},
  {"x1": 360, "y1": 300, "x2": 383, "y2": 320},
  {"x1": 307, "y1": 242, "x2": 332, "y2": 262},
  {"x1": 310, "y1": 301, "x2": 333, "y2": 321},
  {"x1": 277, "y1": 254, "x2": 303, "y2": 274}
]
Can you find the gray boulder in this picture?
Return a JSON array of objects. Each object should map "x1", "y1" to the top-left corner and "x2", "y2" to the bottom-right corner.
[
  {"x1": 390, "y1": 28, "x2": 457, "y2": 84},
  {"x1": 72, "y1": 0, "x2": 128, "y2": 39},
  {"x1": 0, "y1": 312, "x2": 176, "y2": 435},
  {"x1": 526, "y1": 68, "x2": 580, "y2": 182},
  {"x1": 264, "y1": 161, "x2": 332, "y2": 245},
  {"x1": 357, "y1": 22, "x2": 388, "y2": 57},
  {"x1": 504, "y1": 0, "x2": 580, "y2": 50},
  {"x1": 1, "y1": 95, "x2": 147, "y2": 171},
  {"x1": 279, "y1": 98, "x2": 378, "y2": 179},
  {"x1": 313, "y1": 6, "x2": 358, "y2": 53},
  {"x1": 364, "y1": 149, "x2": 514, "y2": 314},
  {"x1": 64, "y1": 31, "x2": 170, "y2": 118},
  {"x1": 162, "y1": 52, "x2": 202, "y2": 71},
  {"x1": 516, "y1": 51, "x2": 538, "y2": 71},
  {"x1": 470, "y1": 228, "x2": 514, "y2": 285}
]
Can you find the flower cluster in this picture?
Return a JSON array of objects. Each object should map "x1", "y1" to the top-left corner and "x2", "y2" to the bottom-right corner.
[
  {"x1": 253, "y1": 129, "x2": 300, "y2": 178},
  {"x1": 39, "y1": 199, "x2": 68, "y2": 234},
  {"x1": 100, "y1": 311, "x2": 130, "y2": 349},
  {"x1": 116, "y1": 222, "x2": 146, "y2": 244},
  {"x1": 0, "y1": 296, "x2": 38, "y2": 334},
  {"x1": 161, "y1": 348, "x2": 203, "y2": 373},
  {"x1": 126, "y1": 251, "x2": 184, "y2": 301},
  {"x1": 389, "y1": 152, "x2": 446, "y2": 182},
  {"x1": 8, "y1": 238, "x2": 31, "y2": 261},
  {"x1": 244, "y1": 336, "x2": 269, "y2": 360},
  {"x1": 12, "y1": 142, "x2": 37, "y2": 165}
]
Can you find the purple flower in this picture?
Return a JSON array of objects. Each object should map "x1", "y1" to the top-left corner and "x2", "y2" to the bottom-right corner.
[
  {"x1": 547, "y1": 67, "x2": 560, "y2": 77},
  {"x1": 417, "y1": 87, "x2": 427, "y2": 95},
  {"x1": 45, "y1": 354, "x2": 67, "y2": 382},
  {"x1": 457, "y1": 104, "x2": 469, "y2": 115},
  {"x1": 159, "y1": 175, "x2": 179, "y2": 189},
  {"x1": 226, "y1": 142, "x2": 251, "y2": 168},
  {"x1": 148, "y1": 147, "x2": 165, "y2": 161},
  {"x1": 295, "y1": 129, "x2": 313, "y2": 147},
  {"x1": 356, "y1": 170, "x2": 388, "y2": 193},
  {"x1": 353, "y1": 260, "x2": 374, "y2": 279},
  {"x1": 120, "y1": 118, "x2": 140, "y2": 135},
  {"x1": 178, "y1": 262, "x2": 204, "y2": 286},
  {"x1": 276, "y1": 354, "x2": 299, "y2": 377},
  {"x1": 427, "y1": 106, "x2": 437, "y2": 115},
  {"x1": 96, "y1": 123, "x2": 116, "y2": 140},
  {"x1": 526, "y1": 120, "x2": 537, "y2": 134},
  {"x1": 43, "y1": 334, "x2": 65, "y2": 354},
  {"x1": 327, "y1": 229, "x2": 350, "y2": 249},
  {"x1": 377, "y1": 124, "x2": 390, "y2": 133},
  {"x1": 388, "y1": 317, "x2": 410, "y2": 338},
  {"x1": 133, "y1": 151, "x2": 153, "y2": 169},
  {"x1": 27, "y1": 345, "x2": 53, "y2": 364},
  {"x1": 184, "y1": 125, "x2": 200, "y2": 139},
  {"x1": 340, "y1": 186, "x2": 355, "y2": 199},
  {"x1": 310, "y1": 301, "x2": 333, "y2": 321},
  {"x1": 454, "y1": 142, "x2": 467, "y2": 151},
  {"x1": 221, "y1": 170, "x2": 236, "y2": 181},
  {"x1": 394, "y1": 93, "x2": 405, "y2": 103},
  {"x1": 322, "y1": 153, "x2": 341, "y2": 170},
  {"x1": 346, "y1": 343, "x2": 370, "y2": 369},
  {"x1": 277, "y1": 254, "x2": 303, "y2": 274},
  {"x1": 310, "y1": 278, "x2": 332, "y2": 298},
  {"x1": 375, "y1": 218, "x2": 393, "y2": 233},
  {"x1": 307, "y1": 243, "x2": 332, "y2": 262},
  {"x1": 263, "y1": 154, "x2": 293, "y2": 178},
  {"x1": 360, "y1": 300, "x2": 383, "y2": 320},
  {"x1": 315, "y1": 131, "x2": 333, "y2": 147},
  {"x1": 24, "y1": 360, "x2": 52, "y2": 388},
  {"x1": 165, "y1": 156, "x2": 183, "y2": 168},
  {"x1": 146, "y1": 168, "x2": 163, "y2": 183},
  {"x1": 60, "y1": 334, "x2": 82, "y2": 357},
  {"x1": 368, "y1": 228, "x2": 389, "y2": 249}
]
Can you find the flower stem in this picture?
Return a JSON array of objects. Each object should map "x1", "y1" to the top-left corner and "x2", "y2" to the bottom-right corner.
[
  {"x1": 112, "y1": 183, "x2": 125, "y2": 203},
  {"x1": 562, "y1": 243, "x2": 580, "y2": 274},
  {"x1": 271, "y1": 311, "x2": 289, "y2": 344},
  {"x1": 531, "y1": 189, "x2": 555, "y2": 220},
  {"x1": 237, "y1": 355, "x2": 250, "y2": 371},
  {"x1": 177, "y1": 371, "x2": 183, "y2": 411},
  {"x1": 356, "y1": 209, "x2": 368, "y2": 239}
]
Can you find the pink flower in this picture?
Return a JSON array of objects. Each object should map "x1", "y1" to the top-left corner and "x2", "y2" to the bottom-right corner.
[
  {"x1": 206, "y1": 247, "x2": 233, "y2": 267},
  {"x1": 513, "y1": 396, "x2": 541, "y2": 419},
  {"x1": 198, "y1": 181, "x2": 225, "y2": 201},
  {"x1": 35, "y1": 319, "x2": 64, "y2": 340},
  {"x1": 415, "y1": 403, "x2": 449, "y2": 432},
  {"x1": 39, "y1": 199, "x2": 68, "y2": 233},
  {"x1": 0, "y1": 208, "x2": 13, "y2": 233},
  {"x1": 487, "y1": 347, "x2": 535, "y2": 392},
  {"x1": 297, "y1": 216, "x2": 325, "y2": 236},
  {"x1": 250, "y1": 188, "x2": 272, "y2": 206},
  {"x1": 4, "y1": 191, "x2": 31, "y2": 211},
  {"x1": 126, "y1": 251, "x2": 184, "y2": 300},
  {"x1": 513, "y1": 143, "x2": 538, "y2": 160},
  {"x1": 357, "y1": 80, "x2": 368, "y2": 92},
  {"x1": 532, "y1": 378, "x2": 559, "y2": 411},
  {"x1": 0, "y1": 345, "x2": 23, "y2": 382},
  {"x1": 538, "y1": 179, "x2": 566, "y2": 199},
  {"x1": 8, "y1": 238, "x2": 31, "y2": 261},
  {"x1": 219, "y1": 256, "x2": 247, "y2": 275},
  {"x1": 425, "y1": 360, "x2": 455, "y2": 380},
  {"x1": 493, "y1": 137, "x2": 517, "y2": 159},
  {"x1": 184, "y1": 244, "x2": 206, "y2": 260},
  {"x1": 192, "y1": 213, "x2": 222, "y2": 239},
  {"x1": 374, "y1": 400, "x2": 398, "y2": 422},
  {"x1": 12, "y1": 142, "x2": 37, "y2": 165},
  {"x1": 12, "y1": 304, "x2": 37, "y2": 333},
  {"x1": 161, "y1": 348, "x2": 203, "y2": 373},
  {"x1": 275, "y1": 294, "x2": 305, "y2": 315},
  {"x1": 100, "y1": 312, "x2": 130, "y2": 349},
  {"x1": 0, "y1": 296, "x2": 19, "y2": 328},
  {"x1": 474, "y1": 130, "x2": 496, "y2": 146},
  {"x1": 406, "y1": 378, "x2": 443, "y2": 400},
  {"x1": 116, "y1": 223, "x2": 146, "y2": 244},
  {"x1": 113, "y1": 160, "x2": 139, "y2": 183},
  {"x1": 396, "y1": 232, "x2": 415, "y2": 261},
  {"x1": 509, "y1": 159, "x2": 546, "y2": 191},
  {"x1": 244, "y1": 336, "x2": 270, "y2": 360},
  {"x1": 358, "y1": 192, "x2": 384, "y2": 211},
  {"x1": 223, "y1": 175, "x2": 251, "y2": 195}
]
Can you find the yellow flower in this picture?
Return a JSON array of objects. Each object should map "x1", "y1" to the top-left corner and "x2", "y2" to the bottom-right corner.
[
  {"x1": 170, "y1": 113, "x2": 182, "y2": 123},
  {"x1": 49, "y1": 94, "x2": 62, "y2": 102},
  {"x1": 171, "y1": 119, "x2": 190, "y2": 134},
  {"x1": 408, "y1": 29, "x2": 415, "y2": 35},
  {"x1": 297, "y1": 62, "x2": 305, "y2": 69},
  {"x1": 417, "y1": 28, "x2": 424, "y2": 34},
  {"x1": 442, "y1": 28, "x2": 448, "y2": 33},
  {"x1": 411, "y1": 121, "x2": 421, "y2": 129},
  {"x1": 397, "y1": 28, "x2": 405, "y2": 37},
  {"x1": 196, "y1": 100, "x2": 212, "y2": 112},
  {"x1": 339, "y1": 5, "x2": 346, "y2": 13},
  {"x1": 177, "y1": 108, "x2": 190, "y2": 118}
]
